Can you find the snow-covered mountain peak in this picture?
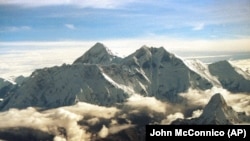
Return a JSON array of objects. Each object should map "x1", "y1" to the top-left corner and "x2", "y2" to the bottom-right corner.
[
  {"x1": 73, "y1": 42, "x2": 121, "y2": 65},
  {"x1": 125, "y1": 46, "x2": 177, "y2": 65},
  {"x1": 135, "y1": 46, "x2": 152, "y2": 57},
  {"x1": 90, "y1": 42, "x2": 113, "y2": 55}
]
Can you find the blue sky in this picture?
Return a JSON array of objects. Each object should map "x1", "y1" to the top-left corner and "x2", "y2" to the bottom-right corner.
[{"x1": 0, "y1": 0, "x2": 249, "y2": 41}]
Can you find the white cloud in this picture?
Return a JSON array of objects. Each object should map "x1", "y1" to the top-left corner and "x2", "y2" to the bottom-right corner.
[
  {"x1": 190, "y1": 109, "x2": 203, "y2": 118},
  {"x1": 231, "y1": 59, "x2": 250, "y2": 73},
  {"x1": 0, "y1": 26, "x2": 31, "y2": 32},
  {"x1": 98, "y1": 125, "x2": 109, "y2": 138},
  {"x1": 179, "y1": 87, "x2": 250, "y2": 115},
  {"x1": 0, "y1": 102, "x2": 121, "y2": 140},
  {"x1": 64, "y1": 24, "x2": 75, "y2": 30},
  {"x1": 124, "y1": 94, "x2": 168, "y2": 114},
  {"x1": 0, "y1": 0, "x2": 136, "y2": 9},
  {"x1": 192, "y1": 23, "x2": 205, "y2": 31},
  {"x1": 161, "y1": 112, "x2": 184, "y2": 124}
]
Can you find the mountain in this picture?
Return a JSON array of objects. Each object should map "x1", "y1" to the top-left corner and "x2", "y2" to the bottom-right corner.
[
  {"x1": 1, "y1": 43, "x2": 250, "y2": 111},
  {"x1": 73, "y1": 42, "x2": 122, "y2": 65},
  {"x1": 208, "y1": 60, "x2": 250, "y2": 93},
  {"x1": 121, "y1": 46, "x2": 213, "y2": 101},
  {"x1": 184, "y1": 59, "x2": 221, "y2": 86},
  {"x1": 0, "y1": 78, "x2": 13, "y2": 100},
  {"x1": 0, "y1": 43, "x2": 215, "y2": 111},
  {"x1": 172, "y1": 93, "x2": 250, "y2": 125},
  {"x1": 0, "y1": 64, "x2": 131, "y2": 110}
]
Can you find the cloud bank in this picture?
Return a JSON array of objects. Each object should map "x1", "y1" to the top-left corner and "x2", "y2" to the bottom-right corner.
[{"x1": 0, "y1": 87, "x2": 250, "y2": 140}]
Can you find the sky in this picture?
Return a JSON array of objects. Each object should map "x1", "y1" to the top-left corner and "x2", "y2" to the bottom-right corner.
[
  {"x1": 0, "y1": 0, "x2": 250, "y2": 78},
  {"x1": 0, "y1": 0, "x2": 250, "y2": 41}
]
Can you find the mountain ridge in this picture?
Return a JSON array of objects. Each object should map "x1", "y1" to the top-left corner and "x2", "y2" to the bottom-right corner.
[{"x1": 0, "y1": 43, "x2": 249, "y2": 111}]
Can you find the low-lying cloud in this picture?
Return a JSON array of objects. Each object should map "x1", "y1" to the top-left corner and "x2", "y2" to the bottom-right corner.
[
  {"x1": 179, "y1": 87, "x2": 250, "y2": 115},
  {"x1": 0, "y1": 87, "x2": 249, "y2": 140}
]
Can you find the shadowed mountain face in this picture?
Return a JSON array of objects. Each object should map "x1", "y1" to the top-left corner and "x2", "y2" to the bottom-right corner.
[{"x1": 0, "y1": 43, "x2": 249, "y2": 111}]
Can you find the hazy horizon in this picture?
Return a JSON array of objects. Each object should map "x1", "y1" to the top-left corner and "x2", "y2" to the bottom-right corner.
[{"x1": 1, "y1": 0, "x2": 250, "y2": 79}]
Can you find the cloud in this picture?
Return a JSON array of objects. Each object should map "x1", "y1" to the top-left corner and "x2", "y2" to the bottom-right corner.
[
  {"x1": 190, "y1": 109, "x2": 203, "y2": 119},
  {"x1": 0, "y1": 26, "x2": 31, "y2": 32},
  {"x1": 231, "y1": 59, "x2": 250, "y2": 73},
  {"x1": 98, "y1": 125, "x2": 109, "y2": 138},
  {"x1": 192, "y1": 23, "x2": 205, "y2": 31},
  {"x1": 124, "y1": 94, "x2": 168, "y2": 114},
  {"x1": 0, "y1": 0, "x2": 136, "y2": 9},
  {"x1": 161, "y1": 112, "x2": 184, "y2": 124},
  {"x1": 0, "y1": 102, "x2": 121, "y2": 141},
  {"x1": 64, "y1": 24, "x2": 75, "y2": 30},
  {"x1": 0, "y1": 87, "x2": 250, "y2": 140},
  {"x1": 179, "y1": 87, "x2": 250, "y2": 115}
]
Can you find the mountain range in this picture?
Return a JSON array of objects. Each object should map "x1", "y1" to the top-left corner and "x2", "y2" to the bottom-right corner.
[
  {"x1": 0, "y1": 42, "x2": 250, "y2": 140},
  {"x1": 0, "y1": 42, "x2": 250, "y2": 111}
]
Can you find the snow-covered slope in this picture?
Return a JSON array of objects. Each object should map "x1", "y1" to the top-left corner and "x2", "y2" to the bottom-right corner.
[
  {"x1": 172, "y1": 93, "x2": 250, "y2": 125},
  {"x1": 208, "y1": 61, "x2": 250, "y2": 93},
  {"x1": 0, "y1": 64, "x2": 130, "y2": 110},
  {"x1": 184, "y1": 59, "x2": 221, "y2": 86}
]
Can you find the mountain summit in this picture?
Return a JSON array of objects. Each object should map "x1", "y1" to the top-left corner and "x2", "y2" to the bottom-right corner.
[
  {"x1": 73, "y1": 42, "x2": 121, "y2": 65},
  {"x1": 122, "y1": 46, "x2": 213, "y2": 100}
]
